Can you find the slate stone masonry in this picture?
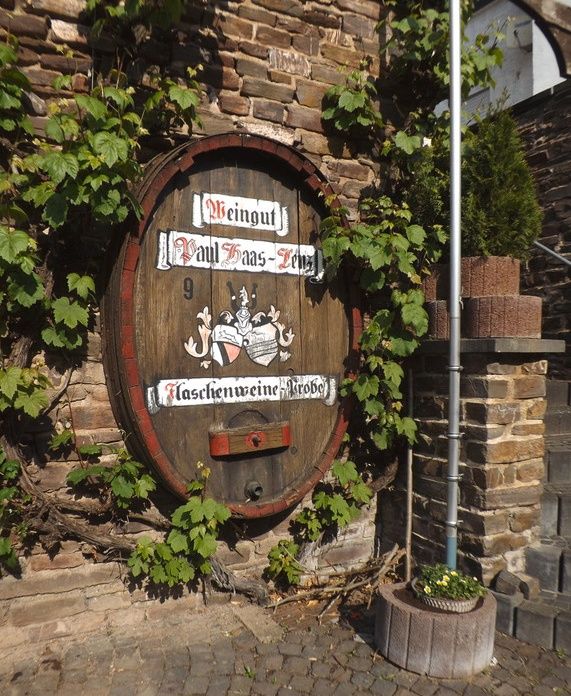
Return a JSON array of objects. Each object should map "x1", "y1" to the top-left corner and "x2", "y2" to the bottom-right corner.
[
  {"x1": 2, "y1": 0, "x2": 382, "y2": 215},
  {"x1": 380, "y1": 339, "x2": 565, "y2": 586},
  {"x1": 515, "y1": 81, "x2": 571, "y2": 379}
]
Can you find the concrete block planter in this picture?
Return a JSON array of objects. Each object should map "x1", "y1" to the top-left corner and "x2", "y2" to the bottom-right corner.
[
  {"x1": 463, "y1": 295, "x2": 542, "y2": 338},
  {"x1": 422, "y1": 257, "x2": 521, "y2": 302},
  {"x1": 422, "y1": 257, "x2": 542, "y2": 340},
  {"x1": 460, "y1": 257, "x2": 521, "y2": 298},
  {"x1": 375, "y1": 582, "x2": 497, "y2": 678},
  {"x1": 426, "y1": 295, "x2": 543, "y2": 339}
]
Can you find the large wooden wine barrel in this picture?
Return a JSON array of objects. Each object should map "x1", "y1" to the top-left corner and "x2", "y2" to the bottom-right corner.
[{"x1": 103, "y1": 133, "x2": 361, "y2": 517}]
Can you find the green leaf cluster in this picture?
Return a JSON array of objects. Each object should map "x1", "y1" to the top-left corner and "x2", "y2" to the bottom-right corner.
[
  {"x1": 0, "y1": 224, "x2": 44, "y2": 325},
  {"x1": 42, "y1": 274, "x2": 94, "y2": 350},
  {"x1": 128, "y1": 475, "x2": 230, "y2": 588},
  {"x1": 0, "y1": 366, "x2": 49, "y2": 417},
  {"x1": 67, "y1": 447, "x2": 156, "y2": 509},
  {"x1": 265, "y1": 459, "x2": 373, "y2": 588},
  {"x1": 19, "y1": 87, "x2": 146, "y2": 229},
  {"x1": 318, "y1": 0, "x2": 508, "y2": 459},
  {"x1": 322, "y1": 59, "x2": 382, "y2": 137},
  {"x1": 0, "y1": 30, "x2": 201, "y2": 426},
  {"x1": 87, "y1": 0, "x2": 186, "y2": 35},
  {"x1": 295, "y1": 460, "x2": 373, "y2": 545},
  {"x1": 0, "y1": 449, "x2": 28, "y2": 575},
  {"x1": 322, "y1": 197, "x2": 442, "y2": 453},
  {"x1": 0, "y1": 41, "x2": 33, "y2": 137},
  {"x1": 48, "y1": 428, "x2": 74, "y2": 452},
  {"x1": 142, "y1": 68, "x2": 203, "y2": 133},
  {"x1": 383, "y1": 1, "x2": 502, "y2": 112},
  {"x1": 66, "y1": 448, "x2": 230, "y2": 589},
  {"x1": 0, "y1": 3, "x2": 205, "y2": 576},
  {"x1": 265, "y1": 540, "x2": 303, "y2": 588}
]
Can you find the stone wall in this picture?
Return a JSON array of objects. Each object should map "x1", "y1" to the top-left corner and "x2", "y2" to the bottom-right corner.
[
  {"x1": 0, "y1": 0, "x2": 382, "y2": 615},
  {"x1": 380, "y1": 347, "x2": 548, "y2": 586},
  {"x1": 515, "y1": 81, "x2": 571, "y2": 379},
  {"x1": 3, "y1": 0, "x2": 381, "y2": 213}
]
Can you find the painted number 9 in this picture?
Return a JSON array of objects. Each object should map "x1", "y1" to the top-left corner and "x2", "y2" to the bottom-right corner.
[{"x1": 183, "y1": 277, "x2": 193, "y2": 300}]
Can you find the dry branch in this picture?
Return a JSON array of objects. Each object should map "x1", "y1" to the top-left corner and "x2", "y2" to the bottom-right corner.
[
  {"x1": 270, "y1": 544, "x2": 405, "y2": 610},
  {"x1": 42, "y1": 366, "x2": 74, "y2": 416},
  {"x1": 46, "y1": 494, "x2": 172, "y2": 531},
  {"x1": 369, "y1": 458, "x2": 398, "y2": 493},
  {"x1": 2, "y1": 433, "x2": 268, "y2": 603}
]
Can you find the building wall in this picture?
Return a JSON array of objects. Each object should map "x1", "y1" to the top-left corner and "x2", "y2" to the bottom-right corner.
[
  {"x1": 0, "y1": 0, "x2": 382, "y2": 636},
  {"x1": 515, "y1": 81, "x2": 571, "y2": 378},
  {"x1": 4, "y1": 0, "x2": 381, "y2": 214},
  {"x1": 464, "y1": 0, "x2": 564, "y2": 114},
  {"x1": 381, "y1": 351, "x2": 547, "y2": 586}
]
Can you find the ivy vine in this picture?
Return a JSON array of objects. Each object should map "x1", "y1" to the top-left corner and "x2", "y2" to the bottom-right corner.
[
  {"x1": 266, "y1": 0, "x2": 503, "y2": 586},
  {"x1": 0, "y1": 0, "x2": 231, "y2": 590},
  {"x1": 128, "y1": 465, "x2": 231, "y2": 588},
  {"x1": 1, "y1": 0, "x2": 505, "y2": 599}
]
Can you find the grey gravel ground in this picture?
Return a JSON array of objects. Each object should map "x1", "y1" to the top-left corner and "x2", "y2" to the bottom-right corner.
[{"x1": 1, "y1": 597, "x2": 570, "y2": 696}]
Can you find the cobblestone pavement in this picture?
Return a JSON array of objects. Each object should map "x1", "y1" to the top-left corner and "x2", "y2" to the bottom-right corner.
[{"x1": 1, "y1": 598, "x2": 570, "y2": 696}]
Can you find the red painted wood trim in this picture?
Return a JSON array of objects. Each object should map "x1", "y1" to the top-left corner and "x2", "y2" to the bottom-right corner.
[
  {"x1": 209, "y1": 424, "x2": 292, "y2": 457},
  {"x1": 304, "y1": 173, "x2": 322, "y2": 193},
  {"x1": 111, "y1": 132, "x2": 363, "y2": 518},
  {"x1": 175, "y1": 151, "x2": 194, "y2": 174}
]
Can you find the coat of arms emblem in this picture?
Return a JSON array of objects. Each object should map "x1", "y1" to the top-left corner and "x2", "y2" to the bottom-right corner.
[{"x1": 184, "y1": 283, "x2": 295, "y2": 369}]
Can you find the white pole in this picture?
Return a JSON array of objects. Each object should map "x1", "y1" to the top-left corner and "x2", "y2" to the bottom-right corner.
[{"x1": 446, "y1": 0, "x2": 462, "y2": 570}]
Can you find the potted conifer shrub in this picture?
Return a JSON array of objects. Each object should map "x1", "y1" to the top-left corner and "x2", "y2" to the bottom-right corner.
[{"x1": 420, "y1": 108, "x2": 543, "y2": 338}]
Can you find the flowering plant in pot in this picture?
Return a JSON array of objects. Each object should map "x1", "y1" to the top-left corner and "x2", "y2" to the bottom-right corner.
[{"x1": 411, "y1": 563, "x2": 487, "y2": 613}]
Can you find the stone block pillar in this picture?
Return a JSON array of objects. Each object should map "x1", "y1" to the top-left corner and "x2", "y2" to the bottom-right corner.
[{"x1": 379, "y1": 338, "x2": 565, "y2": 586}]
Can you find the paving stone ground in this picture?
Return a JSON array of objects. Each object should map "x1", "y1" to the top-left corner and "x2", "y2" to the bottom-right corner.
[{"x1": 1, "y1": 597, "x2": 570, "y2": 696}]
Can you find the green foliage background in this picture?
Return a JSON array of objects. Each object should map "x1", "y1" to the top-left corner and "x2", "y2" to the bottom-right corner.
[
  {"x1": 0, "y1": 1, "x2": 217, "y2": 586},
  {"x1": 267, "y1": 0, "x2": 523, "y2": 585}
]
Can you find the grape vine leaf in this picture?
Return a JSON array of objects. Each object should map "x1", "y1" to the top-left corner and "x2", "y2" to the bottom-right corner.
[
  {"x1": 14, "y1": 389, "x2": 48, "y2": 417},
  {"x1": 0, "y1": 227, "x2": 29, "y2": 262},
  {"x1": 0, "y1": 367, "x2": 22, "y2": 401},
  {"x1": 67, "y1": 273, "x2": 95, "y2": 300},
  {"x1": 52, "y1": 297, "x2": 89, "y2": 329}
]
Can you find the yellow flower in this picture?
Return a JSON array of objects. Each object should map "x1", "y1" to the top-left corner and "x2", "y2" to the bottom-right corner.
[
  {"x1": 424, "y1": 586, "x2": 432, "y2": 594},
  {"x1": 451, "y1": 571, "x2": 458, "y2": 576},
  {"x1": 441, "y1": 579, "x2": 448, "y2": 586},
  {"x1": 443, "y1": 574, "x2": 450, "y2": 582}
]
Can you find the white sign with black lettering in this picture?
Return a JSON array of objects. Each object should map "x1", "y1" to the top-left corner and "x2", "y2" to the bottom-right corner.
[
  {"x1": 146, "y1": 375, "x2": 337, "y2": 413},
  {"x1": 156, "y1": 229, "x2": 323, "y2": 280}
]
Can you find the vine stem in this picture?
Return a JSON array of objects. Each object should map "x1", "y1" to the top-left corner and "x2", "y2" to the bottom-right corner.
[
  {"x1": 269, "y1": 545, "x2": 405, "y2": 609},
  {"x1": 3, "y1": 432, "x2": 269, "y2": 603},
  {"x1": 3, "y1": 435, "x2": 134, "y2": 553},
  {"x1": 41, "y1": 366, "x2": 73, "y2": 416}
]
